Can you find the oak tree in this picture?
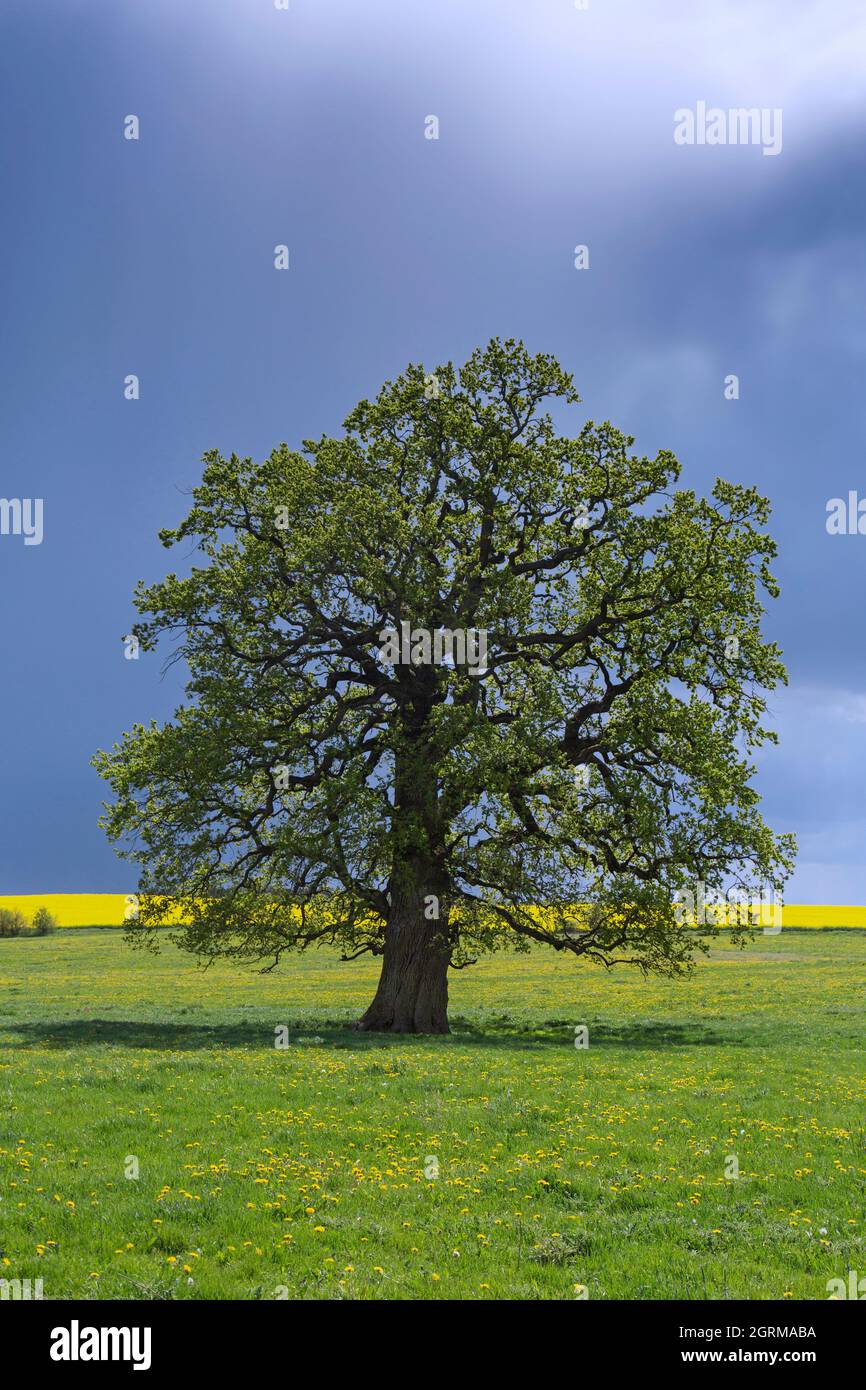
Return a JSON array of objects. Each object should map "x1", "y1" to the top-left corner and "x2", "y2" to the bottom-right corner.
[{"x1": 94, "y1": 340, "x2": 794, "y2": 1033}]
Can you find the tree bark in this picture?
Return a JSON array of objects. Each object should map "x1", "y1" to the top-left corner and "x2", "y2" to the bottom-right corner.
[
  {"x1": 358, "y1": 856, "x2": 453, "y2": 1034},
  {"x1": 355, "y1": 720, "x2": 451, "y2": 1033},
  {"x1": 355, "y1": 902, "x2": 451, "y2": 1034}
]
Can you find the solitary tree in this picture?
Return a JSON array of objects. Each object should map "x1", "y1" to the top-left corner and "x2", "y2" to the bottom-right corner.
[
  {"x1": 94, "y1": 340, "x2": 794, "y2": 1033},
  {"x1": 32, "y1": 907, "x2": 58, "y2": 935}
]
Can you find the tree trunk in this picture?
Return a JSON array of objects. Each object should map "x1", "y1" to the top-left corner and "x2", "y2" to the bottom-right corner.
[
  {"x1": 356, "y1": 730, "x2": 451, "y2": 1033},
  {"x1": 355, "y1": 895, "x2": 451, "y2": 1034}
]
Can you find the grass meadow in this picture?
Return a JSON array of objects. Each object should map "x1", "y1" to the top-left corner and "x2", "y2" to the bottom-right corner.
[{"x1": 1, "y1": 926, "x2": 865, "y2": 1300}]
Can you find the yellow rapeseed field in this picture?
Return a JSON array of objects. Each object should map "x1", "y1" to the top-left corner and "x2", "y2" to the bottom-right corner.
[
  {"x1": 0, "y1": 894, "x2": 130, "y2": 925},
  {"x1": 1, "y1": 894, "x2": 866, "y2": 929}
]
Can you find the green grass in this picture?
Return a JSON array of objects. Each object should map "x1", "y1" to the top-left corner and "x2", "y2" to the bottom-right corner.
[{"x1": 1, "y1": 928, "x2": 865, "y2": 1300}]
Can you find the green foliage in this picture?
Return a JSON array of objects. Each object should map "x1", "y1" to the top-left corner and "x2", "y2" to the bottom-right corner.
[
  {"x1": 32, "y1": 907, "x2": 58, "y2": 934},
  {"x1": 93, "y1": 338, "x2": 794, "y2": 974},
  {"x1": 0, "y1": 908, "x2": 30, "y2": 937}
]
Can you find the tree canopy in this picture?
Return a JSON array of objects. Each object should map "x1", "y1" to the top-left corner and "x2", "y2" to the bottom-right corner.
[{"x1": 94, "y1": 339, "x2": 794, "y2": 1032}]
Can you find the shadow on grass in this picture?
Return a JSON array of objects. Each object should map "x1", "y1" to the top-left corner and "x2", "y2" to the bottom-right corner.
[{"x1": 6, "y1": 1015, "x2": 734, "y2": 1052}]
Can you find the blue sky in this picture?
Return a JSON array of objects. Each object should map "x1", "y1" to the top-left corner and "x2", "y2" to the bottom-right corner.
[{"x1": 1, "y1": 0, "x2": 864, "y2": 899}]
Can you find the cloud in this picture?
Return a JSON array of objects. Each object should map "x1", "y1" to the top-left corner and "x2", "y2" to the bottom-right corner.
[
  {"x1": 756, "y1": 685, "x2": 866, "y2": 901},
  {"x1": 759, "y1": 237, "x2": 866, "y2": 356}
]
